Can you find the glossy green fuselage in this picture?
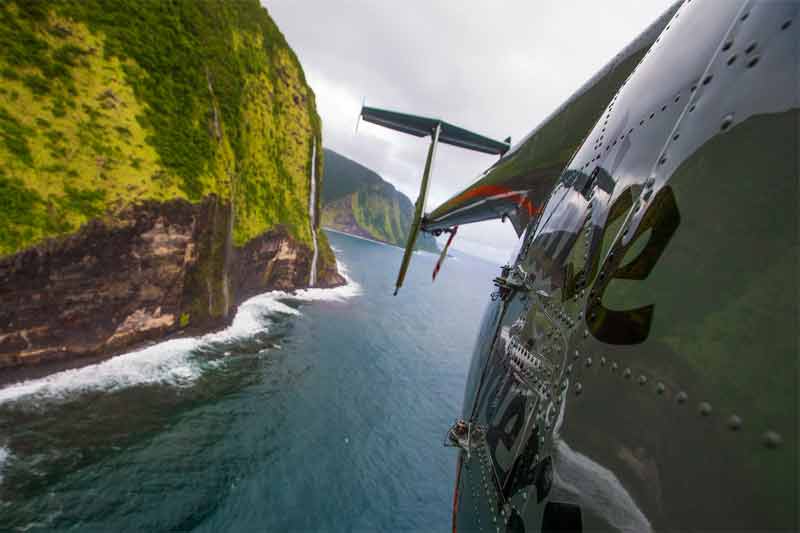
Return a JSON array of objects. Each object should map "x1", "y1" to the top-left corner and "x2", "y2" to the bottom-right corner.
[{"x1": 452, "y1": 1, "x2": 798, "y2": 531}]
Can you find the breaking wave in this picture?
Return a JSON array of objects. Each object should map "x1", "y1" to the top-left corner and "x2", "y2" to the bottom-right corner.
[{"x1": 0, "y1": 260, "x2": 360, "y2": 407}]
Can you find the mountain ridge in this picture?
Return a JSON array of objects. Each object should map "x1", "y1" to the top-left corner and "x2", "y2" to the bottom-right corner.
[{"x1": 321, "y1": 148, "x2": 439, "y2": 253}]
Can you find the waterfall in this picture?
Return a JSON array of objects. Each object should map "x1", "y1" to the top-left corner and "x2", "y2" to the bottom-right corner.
[{"x1": 308, "y1": 139, "x2": 319, "y2": 287}]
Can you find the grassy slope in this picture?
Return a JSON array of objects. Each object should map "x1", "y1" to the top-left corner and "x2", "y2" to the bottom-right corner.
[{"x1": 0, "y1": 0, "x2": 322, "y2": 256}]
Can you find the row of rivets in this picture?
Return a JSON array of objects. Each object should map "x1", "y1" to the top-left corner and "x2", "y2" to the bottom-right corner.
[{"x1": 565, "y1": 348, "x2": 785, "y2": 449}]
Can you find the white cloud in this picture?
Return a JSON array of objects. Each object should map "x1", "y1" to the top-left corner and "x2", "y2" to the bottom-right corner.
[{"x1": 267, "y1": 1, "x2": 676, "y2": 261}]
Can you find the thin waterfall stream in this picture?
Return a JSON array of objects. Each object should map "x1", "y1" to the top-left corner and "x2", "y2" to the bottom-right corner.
[{"x1": 308, "y1": 139, "x2": 319, "y2": 286}]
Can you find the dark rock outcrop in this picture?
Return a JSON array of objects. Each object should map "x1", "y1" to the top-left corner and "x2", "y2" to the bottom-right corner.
[{"x1": 0, "y1": 197, "x2": 344, "y2": 370}]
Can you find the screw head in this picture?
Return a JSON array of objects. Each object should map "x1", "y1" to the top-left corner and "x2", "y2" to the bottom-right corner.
[{"x1": 763, "y1": 431, "x2": 782, "y2": 449}]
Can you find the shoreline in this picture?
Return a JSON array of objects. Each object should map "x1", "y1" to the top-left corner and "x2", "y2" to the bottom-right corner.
[
  {"x1": 0, "y1": 257, "x2": 358, "y2": 392},
  {"x1": 323, "y1": 227, "x2": 440, "y2": 257},
  {"x1": 323, "y1": 227, "x2": 400, "y2": 249}
]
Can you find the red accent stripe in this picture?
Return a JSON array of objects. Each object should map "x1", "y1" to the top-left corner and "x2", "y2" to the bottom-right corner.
[
  {"x1": 444, "y1": 185, "x2": 540, "y2": 216},
  {"x1": 433, "y1": 226, "x2": 458, "y2": 281},
  {"x1": 452, "y1": 454, "x2": 463, "y2": 533}
]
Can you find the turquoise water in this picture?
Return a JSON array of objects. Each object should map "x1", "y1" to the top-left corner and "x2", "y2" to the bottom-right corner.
[{"x1": 0, "y1": 231, "x2": 500, "y2": 531}]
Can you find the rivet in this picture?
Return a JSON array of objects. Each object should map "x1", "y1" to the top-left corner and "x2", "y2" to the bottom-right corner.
[
  {"x1": 762, "y1": 431, "x2": 782, "y2": 449},
  {"x1": 638, "y1": 375, "x2": 647, "y2": 385},
  {"x1": 674, "y1": 95, "x2": 680, "y2": 103},
  {"x1": 727, "y1": 415, "x2": 742, "y2": 431},
  {"x1": 639, "y1": 120, "x2": 644, "y2": 126},
  {"x1": 698, "y1": 402, "x2": 712, "y2": 416},
  {"x1": 583, "y1": 329, "x2": 589, "y2": 338},
  {"x1": 649, "y1": 112, "x2": 655, "y2": 120},
  {"x1": 689, "y1": 104, "x2": 696, "y2": 113},
  {"x1": 656, "y1": 382, "x2": 665, "y2": 394},
  {"x1": 746, "y1": 56, "x2": 760, "y2": 68},
  {"x1": 722, "y1": 41, "x2": 732, "y2": 52},
  {"x1": 690, "y1": 84, "x2": 698, "y2": 92},
  {"x1": 781, "y1": 19, "x2": 792, "y2": 31},
  {"x1": 624, "y1": 368, "x2": 632, "y2": 379},
  {"x1": 658, "y1": 156, "x2": 667, "y2": 165},
  {"x1": 702, "y1": 74, "x2": 713, "y2": 85},
  {"x1": 740, "y1": 12, "x2": 749, "y2": 21},
  {"x1": 745, "y1": 42, "x2": 757, "y2": 54},
  {"x1": 661, "y1": 105, "x2": 667, "y2": 112},
  {"x1": 611, "y1": 362, "x2": 618, "y2": 372},
  {"x1": 574, "y1": 382, "x2": 583, "y2": 395},
  {"x1": 672, "y1": 133, "x2": 680, "y2": 141},
  {"x1": 600, "y1": 356, "x2": 607, "y2": 366},
  {"x1": 585, "y1": 357, "x2": 593, "y2": 367},
  {"x1": 727, "y1": 54, "x2": 737, "y2": 66},
  {"x1": 721, "y1": 114, "x2": 734, "y2": 131}
]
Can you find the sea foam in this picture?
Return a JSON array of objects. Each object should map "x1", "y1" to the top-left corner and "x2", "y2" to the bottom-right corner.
[{"x1": 0, "y1": 259, "x2": 360, "y2": 406}]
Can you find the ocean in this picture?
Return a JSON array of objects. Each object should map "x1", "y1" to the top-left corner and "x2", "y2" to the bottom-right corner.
[{"x1": 0, "y1": 230, "x2": 501, "y2": 531}]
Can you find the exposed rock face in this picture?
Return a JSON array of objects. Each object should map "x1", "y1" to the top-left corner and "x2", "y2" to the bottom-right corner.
[
  {"x1": 233, "y1": 226, "x2": 343, "y2": 300},
  {"x1": 0, "y1": 2, "x2": 345, "y2": 375},
  {"x1": 0, "y1": 197, "x2": 344, "y2": 370}
]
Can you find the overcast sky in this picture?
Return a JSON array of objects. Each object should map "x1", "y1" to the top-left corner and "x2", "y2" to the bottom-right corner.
[{"x1": 267, "y1": 1, "x2": 675, "y2": 263}]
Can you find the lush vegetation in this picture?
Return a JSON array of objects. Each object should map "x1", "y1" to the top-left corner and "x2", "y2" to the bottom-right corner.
[
  {"x1": 321, "y1": 149, "x2": 438, "y2": 253},
  {"x1": 0, "y1": 0, "x2": 322, "y2": 255}
]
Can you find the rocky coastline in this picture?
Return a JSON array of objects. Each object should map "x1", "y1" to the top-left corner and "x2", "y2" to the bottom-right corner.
[{"x1": 0, "y1": 196, "x2": 344, "y2": 377}]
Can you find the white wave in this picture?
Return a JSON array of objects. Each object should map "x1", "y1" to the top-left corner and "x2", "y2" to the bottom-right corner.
[
  {"x1": 0, "y1": 259, "x2": 360, "y2": 406},
  {"x1": 0, "y1": 337, "x2": 202, "y2": 406},
  {"x1": 202, "y1": 293, "x2": 301, "y2": 345},
  {"x1": 246, "y1": 258, "x2": 362, "y2": 305}
]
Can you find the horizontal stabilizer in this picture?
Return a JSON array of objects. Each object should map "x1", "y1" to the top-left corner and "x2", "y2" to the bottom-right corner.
[
  {"x1": 421, "y1": 1, "x2": 680, "y2": 234},
  {"x1": 361, "y1": 106, "x2": 510, "y2": 155}
]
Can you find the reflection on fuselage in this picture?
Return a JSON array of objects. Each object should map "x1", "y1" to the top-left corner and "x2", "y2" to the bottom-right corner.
[{"x1": 550, "y1": 439, "x2": 652, "y2": 533}]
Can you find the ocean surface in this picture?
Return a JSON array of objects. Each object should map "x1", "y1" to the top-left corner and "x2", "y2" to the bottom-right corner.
[{"x1": 0, "y1": 230, "x2": 501, "y2": 532}]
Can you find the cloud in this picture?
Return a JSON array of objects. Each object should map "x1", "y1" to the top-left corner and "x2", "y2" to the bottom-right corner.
[{"x1": 266, "y1": 1, "x2": 676, "y2": 260}]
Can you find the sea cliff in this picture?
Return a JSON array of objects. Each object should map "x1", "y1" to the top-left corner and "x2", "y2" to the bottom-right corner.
[
  {"x1": 321, "y1": 149, "x2": 439, "y2": 253},
  {"x1": 0, "y1": 1, "x2": 343, "y2": 370}
]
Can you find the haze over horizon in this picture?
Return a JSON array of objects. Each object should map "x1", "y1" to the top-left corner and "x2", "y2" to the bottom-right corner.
[{"x1": 267, "y1": 1, "x2": 676, "y2": 263}]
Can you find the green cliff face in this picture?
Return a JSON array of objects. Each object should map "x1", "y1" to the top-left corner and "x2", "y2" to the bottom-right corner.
[
  {"x1": 321, "y1": 149, "x2": 439, "y2": 253},
  {"x1": 0, "y1": 0, "x2": 345, "y2": 368},
  {"x1": 0, "y1": 0, "x2": 325, "y2": 256}
]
